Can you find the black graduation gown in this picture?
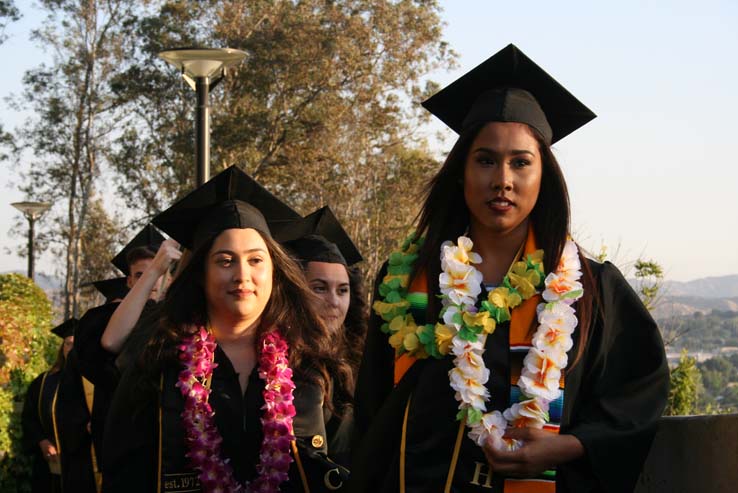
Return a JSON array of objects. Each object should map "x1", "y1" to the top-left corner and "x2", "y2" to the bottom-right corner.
[
  {"x1": 351, "y1": 260, "x2": 669, "y2": 493},
  {"x1": 325, "y1": 406, "x2": 354, "y2": 469},
  {"x1": 22, "y1": 357, "x2": 97, "y2": 493},
  {"x1": 75, "y1": 298, "x2": 160, "y2": 469},
  {"x1": 75, "y1": 302, "x2": 122, "y2": 468},
  {"x1": 55, "y1": 352, "x2": 98, "y2": 492},
  {"x1": 103, "y1": 345, "x2": 349, "y2": 492},
  {"x1": 22, "y1": 371, "x2": 62, "y2": 493}
]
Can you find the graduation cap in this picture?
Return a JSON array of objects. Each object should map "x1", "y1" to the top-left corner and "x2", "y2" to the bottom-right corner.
[
  {"x1": 51, "y1": 318, "x2": 79, "y2": 338},
  {"x1": 421, "y1": 43, "x2": 596, "y2": 144},
  {"x1": 153, "y1": 166, "x2": 301, "y2": 250},
  {"x1": 111, "y1": 224, "x2": 165, "y2": 275},
  {"x1": 90, "y1": 277, "x2": 130, "y2": 303},
  {"x1": 277, "y1": 206, "x2": 363, "y2": 266}
]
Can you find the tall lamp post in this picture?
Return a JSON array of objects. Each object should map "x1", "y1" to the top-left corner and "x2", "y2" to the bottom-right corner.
[
  {"x1": 11, "y1": 201, "x2": 51, "y2": 281},
  {"x1": 158, "y1": 47, "x2": 247, "y2": 186}
]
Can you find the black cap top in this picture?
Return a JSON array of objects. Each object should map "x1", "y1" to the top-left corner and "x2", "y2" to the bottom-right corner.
[
  {"x1": 277, "y1": 206, "x2": 363, "y2": 266},
  {"x1": 91, "y1": 277, "x2": 130, "y2": 303},
  {"x1": 421, "y1": 44, "x2": 596, "y2": 144},
  {"x1": 51, "y1": 318, "x2": 79, "y2": 338},
  {"x1": 111, "y1": 224, "x2": 165, "y2": 275},
  {"x1": 153, "y1": 166, "x2": 301, "y2": 250}
]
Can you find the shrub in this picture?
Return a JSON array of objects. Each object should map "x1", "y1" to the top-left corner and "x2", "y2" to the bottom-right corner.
[{"x1": 0, "y1": 274, "x2": 55, "y2": 491}]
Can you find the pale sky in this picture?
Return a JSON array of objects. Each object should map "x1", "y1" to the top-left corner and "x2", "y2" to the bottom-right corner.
[{"x1": 1, "y1": 0, "x2": 737, "y2": 281}]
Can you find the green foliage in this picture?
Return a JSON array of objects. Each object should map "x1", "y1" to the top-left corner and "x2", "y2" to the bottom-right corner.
[
  {"x1": 594, "y1": 243, "x2": 608, "y2": 263},
  {"x1": 695, "y1": 353, "x2": 738, "y2": 414},
  {"x1": 0, "y1": 0, "x2": 20, "y2": 44},
  {"x1": 665, "y1": 350, "x2": 702, "y2": 416},
  {"x1": 660, "y1": 309, "x2": 738, "y2": 352},
  {"x1": 109, "y1": 0, "x2": 455, "y2": 279},
  {"x1": 634, "y1": 258, "x2": 664, "y2": 311},
  {"x1": 0, "y1": 274, "x2": 55, "y2": 490},
  {"x1": 12, "y1": 0, "x2": 137, "y2": 318},
  {"x1": 0, "y1": 273, "x2": 52, "y2": 313}
]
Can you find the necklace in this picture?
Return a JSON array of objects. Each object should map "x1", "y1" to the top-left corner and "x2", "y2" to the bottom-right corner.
[
  {"x1": 441, "y1": 237, "x2": 583, "y2": 450},
  {"x1": 176, "y1": 328, "x2": 296, "y2": 492},
  {"x1": 373, "y1": 234, "x2": 583, "y2": 450}
]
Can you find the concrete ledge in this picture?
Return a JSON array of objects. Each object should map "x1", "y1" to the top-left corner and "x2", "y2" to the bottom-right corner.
[{"x1": 635, "y1": 414, "x2": 738, "y2": 493}]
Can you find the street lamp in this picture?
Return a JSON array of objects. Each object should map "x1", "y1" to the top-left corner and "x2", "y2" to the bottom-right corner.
[
  {"x1": 11, "y1": 201, "x2": 51, "y2": 281},
  {"x1": 158, "y1": 47, "x2": 247, "y2": 186}
]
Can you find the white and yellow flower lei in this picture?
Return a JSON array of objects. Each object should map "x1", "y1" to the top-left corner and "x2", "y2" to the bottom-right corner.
[
  {"x1": 372, "y1": 234, "x2": 584, "y2": 451},
  {"x1": 441, "y1": 237, "x2": 583, "y2": 451}
]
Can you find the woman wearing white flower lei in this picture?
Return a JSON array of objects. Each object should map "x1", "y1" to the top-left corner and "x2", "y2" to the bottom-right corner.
[{"x1": 353, "y1": 45, "x2": 669, "y2": 493}]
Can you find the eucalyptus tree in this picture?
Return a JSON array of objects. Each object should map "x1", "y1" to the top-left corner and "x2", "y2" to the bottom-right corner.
[
  {"x1": 0, "y1": 0, "x2": 20, "y2": 44},
  {"x1": 13, "y1": 0, "x2": 137, "y2": 318}
]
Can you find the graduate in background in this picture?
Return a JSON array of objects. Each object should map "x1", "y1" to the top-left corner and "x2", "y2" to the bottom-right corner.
[
  {"x1": 76, "y1": 223, "x2": 165, "y2": 388},
  {"x1": 351, "y1": 44, "x2": 669, "y2": 493},
  {"x1": 101, "y1": 227, "x2": 181, "y2": 357},
  {"x1": 74, "y1": 224, "x2": 166, "y2": 482},
  {"x1": 22, "y1": 319, "x2": 96, "y2": 493},
  {"x1": 281, "y1": 206, "x2": 368, "y2": 469},
  {"x1": 104, "y1": 166, "x2": 348, "y2": 492}
]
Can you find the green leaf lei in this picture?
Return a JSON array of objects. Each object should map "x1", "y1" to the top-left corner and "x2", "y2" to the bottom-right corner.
[{"x1": 372, "y1": 235, "x2": 546, "y2": 359}]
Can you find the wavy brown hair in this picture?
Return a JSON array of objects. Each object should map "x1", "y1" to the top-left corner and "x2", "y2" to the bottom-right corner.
[
  {"x1": 291, "y1": 259, "x2": 368, "y2": 416},
  {"x1": 329, "y1": 264, "x2": 368, "y2": 415},
  {"x1": 411, "y1": 122, "x2": 598, "y2": 367},
  {"x1": 345, "y1": 266, "x2": 369, "y2": 374},
  {"x1": 136, "y1": 229, "x2": 346, "y2": 404}
]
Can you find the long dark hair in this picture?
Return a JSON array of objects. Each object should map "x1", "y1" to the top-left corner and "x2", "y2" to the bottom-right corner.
[
  {"x1": 345, "y1": 265, "x2": 369, "y2": 374},
  {"x1": 137, "y1": 229, "x2": 345, "y2": 403},
  {"x1": 332, "y1": 265, "x2": 368, "y2": 414},
  {"x1": 292, "y1": 260, "x2": 368, "y2": 416},
  {"x1": 411, "y1": 122, "x2": 597, "y2": 367}
]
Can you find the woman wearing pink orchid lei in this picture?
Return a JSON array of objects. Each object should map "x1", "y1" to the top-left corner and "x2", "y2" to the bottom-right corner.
[
  {"x1": 352, "y1": 45, "x2": 669, "y2": 493},
  {"x1": 103, "y1": 167, "x2": 347, "y2": 493}
]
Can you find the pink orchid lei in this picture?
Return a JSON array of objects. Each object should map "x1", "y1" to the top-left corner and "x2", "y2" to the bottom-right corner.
[{"x1": 176, "y1": 327, "x2": 296, "y2": 493}]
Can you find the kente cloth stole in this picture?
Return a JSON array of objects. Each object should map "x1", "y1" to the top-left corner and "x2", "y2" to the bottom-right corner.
[{"x1": 394, "y1": 228, "x2": 564, "y2": 492}]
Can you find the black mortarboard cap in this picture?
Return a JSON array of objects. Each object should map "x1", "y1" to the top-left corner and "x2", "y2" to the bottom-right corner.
[
  {"x1": 276, "y1": 206, "x2": 363, "y2": 266},
  {"x1": 111, "y1": 224, "x2": 165, "y2": 275},
  {"x1": 421, "y1": 44, "x2": 596, "y2": 144},
  {"x1": 51, "y1": 318, "x2": 79, "y2": 338},
  {"x1": 91, "y1": 277, "x2": 130, "y2": 303},
  {"x1": 153, "y1": 166, "x2": 301, "y2": 250}
]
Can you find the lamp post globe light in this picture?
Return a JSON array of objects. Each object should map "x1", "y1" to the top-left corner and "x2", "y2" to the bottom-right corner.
[
  {"x1": 11, "y1": 201, "x2": 52, "y2": 281},
  {"x1": 158, "y1": 47, "x2": 247, "y2": 186}
]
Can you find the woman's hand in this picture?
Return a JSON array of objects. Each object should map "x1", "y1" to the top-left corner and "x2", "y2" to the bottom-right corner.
[
  {"x1": 482, "y1": 429, "x2": 584, "y2": 477},
  {"x1": 38, "y1": 439, "x2": 58, "y2": 461},
  {"x1": 150, "y1": 239, "x2": 182, "y2": 277},
  {"x1": 102, "y1": 239, "x2": 181, "y2": 353}
]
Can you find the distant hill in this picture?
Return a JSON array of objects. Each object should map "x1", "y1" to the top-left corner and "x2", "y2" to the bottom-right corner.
[
  {"x1": 660, "y1": 275, "x2": 738, "y2": 298},
  {"x1": 626, "y1": 274, "x2": 738, "y2": 319},
  {"x1": 652, "y1": 296, "x2": 738, "y2": 320}
]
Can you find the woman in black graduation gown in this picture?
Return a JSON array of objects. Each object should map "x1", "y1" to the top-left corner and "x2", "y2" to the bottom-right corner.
[
  {"x1": 103, "y1": 167, "x2": 349, "y2": 493},
  {"x1": 74, "y1": 225, "x2": 167, "y2": 476},
  {"x1": 75, "y1": 276, "x2": 129, "y2": 475},
  {"x1": 282, "y1": 206, "x2": 368, "y2": 469},
  {"x1": 351, "y1": 45, "x2": 669, "y2": 493},
  {"x1": 22, "y1": 319, "x2": 97, "y2": 493}
]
